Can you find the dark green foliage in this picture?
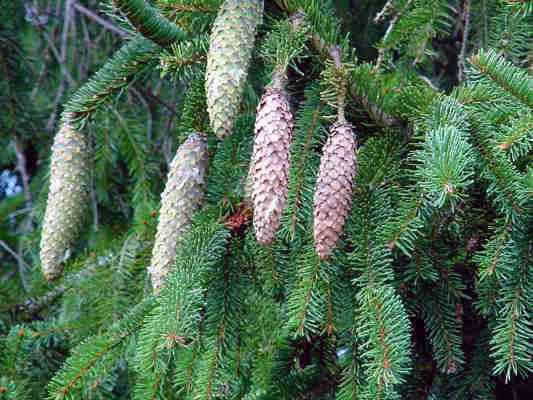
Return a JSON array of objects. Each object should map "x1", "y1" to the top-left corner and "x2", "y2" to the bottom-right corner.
[{"x1": 1, "y1": 1, "x2": 532, "y2": 399}]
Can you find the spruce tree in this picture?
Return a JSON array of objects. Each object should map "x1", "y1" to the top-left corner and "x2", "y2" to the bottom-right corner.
[{"x1": 1, "y1": 1, "x2": 532, "y2": 399}]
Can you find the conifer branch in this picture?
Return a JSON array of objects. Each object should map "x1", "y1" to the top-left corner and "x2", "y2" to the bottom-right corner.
[
  {"x1": 469, "y1": 119, "x2": 527, "y2": 219},
  {"x1": 112, "y1": 0, "x2": 186, "y2": 47},
  {"x1": 47, "y1": 298, "x2": 156, "y2": 399},
  {"x1": 469, "y1": 49, "x2": 533, "y2": 108},
  {"x1": 63, "y1": 36, "x2": 159, "y2": 130},
  {"x1": 280, "y1": 85, "x2": 326, "y2": 241},
  {"x1": 374, "y1": 0, "x2": 413, "y2": 72},
  {"x1": 288, "y1": 102, "x2": 322, "y2": 239},
  {"x1": 497, "y1": 111, "x2": 533, "y2": 161}
]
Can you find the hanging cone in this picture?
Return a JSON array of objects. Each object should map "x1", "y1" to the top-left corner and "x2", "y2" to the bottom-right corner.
[
  {"x1": 251, "y1": 79, "x2": 293, "y2": 245},
  {"x1": 148, "y1": 133, "x2": 208, "y2": 294},
  {"x1": 313, "y1": 120, "x2": 357, "y2": 260},
  {"x1": 205, "y1": 0, "x2": 263, "y2": 140},
  {"x1": 40, "y1": 120, "x2": 90, "y2": 280}
]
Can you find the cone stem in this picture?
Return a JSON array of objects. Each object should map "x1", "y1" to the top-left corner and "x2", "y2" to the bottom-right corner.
[
  {"x1": 271, "y1": 70, "x2": 287, "y2": 90},
  {"x1": 329, "y1": 45, "x2": 347, "y2": 123}
]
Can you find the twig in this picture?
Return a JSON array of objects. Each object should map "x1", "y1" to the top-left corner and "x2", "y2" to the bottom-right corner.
[
  {"x1": 91, "y1": 179, "x2": 99, "y2": 232},
  {"x1": 39, "y1": 29, "x2": 76, "y2": 85},
  {"x1": 31, "y1": 43, "x2": 52, "y2": 101},
  {"x1": 60, "y1": 0, "x2": 73, "y2": 73},
  {"x1": 46, "y1": 81, "x2": 67, "y2": 131},
  {"x1": 10, "y1": 138, "x2": 35, "y2": 293},
  {"x1": 374, "y1": 0, "x2": 413, "y2": 72},
  {"x1": 0, "y1": 240, "x2": 30, "y2": 292},
  {"x1": 7, "y1": 207, "x2": 33, "y2": 219},
  {"x1": 73, "y1": 3, "x2": 129, "y2": 38},
  {"x1": 12, "y1": 139, "x2": 34, "y2": 226},
  {"x1": 22, "y1": 0, "x2": 75, "y2": 85},
  {"x1": 311, "y1": 29, "x2": 402, "y2": 128},
  {"x1": 17, "y1": 254, "x2": 111, "y2": 315},
  {"x1": 374, "y1": 0, "x2": 394, "y2": 23},
  {"x1": 276, "y1": 4, "x2": 404, "y2": 129},
  {"x1": 78, "y1": 11, "x2": 90, "y2": 80},
  {"x1": 0, "y1": 241, "x2": 30, "y2": 271},
  {"x1": 328, "y1": 45, "x2": 347, "y2": 122},
  {"x1": 458, "y1": 0, "x2": 471, "y2": 82},
  {"x1": 130, "y1": 87, "x2": 153, "y2": 140},
  {"x1": 46, "y1": 0, "x2": 76, "y2": 130},
  {"x1": 480, "y1": 0, "x2": 488, "y2": 49},
  {"x1": 140, "y1": 88, "x2": 177, "y2": 114},
  {"x1": 419, "y1": 74, "x2": 440, "y2": 91}
]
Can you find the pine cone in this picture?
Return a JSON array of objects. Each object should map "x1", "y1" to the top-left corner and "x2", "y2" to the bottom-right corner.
[
  {"x1": 252, "y1": 84, "x2": 293, "y2": 245},
  {"x1": 149, "y1": 133, "x2": 208, "y2": 294},
  {"x1": 40, "y1": 121, "x2": 90, "y2": 280},
  {"x1": 206, "y1": 0, "x2": 263, "y2": 140},
  {"x1": 313, "y1": 121, "x2": 357, "y2": 260}
]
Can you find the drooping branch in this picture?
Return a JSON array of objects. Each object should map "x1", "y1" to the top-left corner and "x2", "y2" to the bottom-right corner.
[
  {"x1": 112, "y1": 0, "x2": 186, "y2": 47},
  {"x1": 63, "y1": 36, "x2": 160, "y2": 130}
]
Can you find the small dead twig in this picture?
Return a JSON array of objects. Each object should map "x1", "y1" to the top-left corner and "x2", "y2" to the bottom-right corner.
[
  {"x1": 16, "y1": 255, "x2": 111, "y2": 315},
  {"x1": 46, "y1": 0, "x2": 76, "y2": 130},
  {"x1": 374, "y1": 0, "x2": 395, "y2": 23},
  {"x1": 374, "y1": 0, "x2": 413, "y2": 72},
  {"x1": 0, "y1": 240, "x2": 30, "y2": 292},
  {"x1": 72, "y1": 3, "x2": 128, "y2": 38},
  {"x1": 458, "y1": 0, "x2": 471, "y2": 82},
  {"x1": 12, "y1": 139, "x2": 34, "y2": 224}
]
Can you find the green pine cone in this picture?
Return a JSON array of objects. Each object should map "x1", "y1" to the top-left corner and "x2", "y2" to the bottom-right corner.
[
  {"x1": 206, "y1": 0, "x2": 263, "y2": 140},
  {"x1": 40, "y1": 121, "x2": 90, "y2": 280},
  {"x1": 148, "y1": 133, "x2": 208, "y2": 294}
]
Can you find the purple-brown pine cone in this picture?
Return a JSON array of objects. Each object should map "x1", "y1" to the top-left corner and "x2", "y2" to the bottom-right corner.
[
  {"x1": 313, "y1": 121, "x2": 357, "y2": 259},
  {"x1": 252, "y1": 86, "x2": 293, "y2": 245}
]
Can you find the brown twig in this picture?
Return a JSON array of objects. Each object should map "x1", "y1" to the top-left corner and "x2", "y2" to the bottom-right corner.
[
  {"x1": 130, "y1": 87, "x2": 153, "y2": 140},
  {"x1": 73, "y1": 3, "x2": 129, "y2": 38},
  {"x1": 12, "y1": 139, "x2": 33, "y2": 223},
  {"x1": 15, "y1": 255, "x2": 111, "y2": 315},
  {"x1": 458, "y1": 0, "x2": 471, "y2": 82},
  {"x1": 374, "y1": 0, "x2": 413, "y2": 72},
  {"x1": 0, "y1": 240, "x2": 30, "y2": 292},
  {"x1": 46, "y1": 0, "x2": 76, "y2": 131},
  {"x1": 374, "y1": 0, "x2": 395, "y2": 23},
  {"x1": 90, "y1": 179, "x2": 99, "y2": 232}
]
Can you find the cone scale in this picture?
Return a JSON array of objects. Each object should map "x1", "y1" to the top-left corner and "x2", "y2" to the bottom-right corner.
[
  {"x1": 313, "y1": 121, "x2": 357, "y2": 260},
  {"x1": 148, "y1": 133, "x2": 208, "y2": 294}
]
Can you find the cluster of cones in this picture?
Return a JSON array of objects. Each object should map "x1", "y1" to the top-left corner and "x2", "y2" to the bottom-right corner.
[{"x1": 39, "y1": 0, "x2": 357, "y2": 294}]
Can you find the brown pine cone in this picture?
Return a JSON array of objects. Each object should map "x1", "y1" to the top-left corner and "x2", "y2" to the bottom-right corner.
[
  {"x1": 313, "y1": 121, "x2": 357, "y2": 259},
  {"x1": 252, "y1": 83, "x2": 293, "y2": 245}
]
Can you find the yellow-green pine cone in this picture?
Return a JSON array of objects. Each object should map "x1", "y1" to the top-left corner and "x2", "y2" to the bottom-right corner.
[
  {"x1": 252, "y1": 84, "x2": 293, "y2": 245},
  {"x1": 40, "y1": 121, "x2": 90, "y2": 280},
  {"x1": 149, "y1": 133, "x2": 208, "y2": 294},
  {"x1": 313, "y1": 121, "x2": 357, "y2": 260},
  {"x1": 206, "y1": 0, "x2": 263, "y2": 140}
]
